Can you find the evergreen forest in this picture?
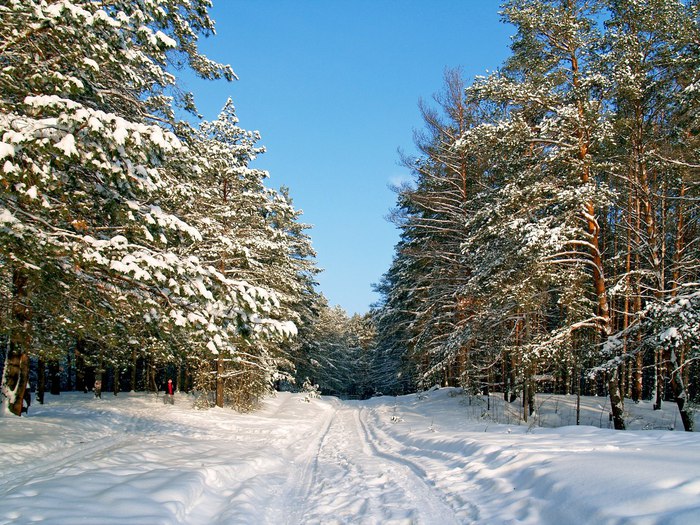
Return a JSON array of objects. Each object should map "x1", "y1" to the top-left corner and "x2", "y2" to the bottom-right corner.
[{"x1": 1, "y1": 0, "x2": 699, "y2": 432}]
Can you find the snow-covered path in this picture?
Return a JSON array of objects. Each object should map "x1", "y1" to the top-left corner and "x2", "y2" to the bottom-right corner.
[
  {"x1": 1, "y1": 390, "x2": 699, "y2": 524},
  {"x1": 287, "y1": 403, "x2": 461, "y2": 524}
]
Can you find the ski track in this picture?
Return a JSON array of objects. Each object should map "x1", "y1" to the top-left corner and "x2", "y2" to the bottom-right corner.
[{"x1": 276, "y1": 398, "x2": 337, "y2": 525}]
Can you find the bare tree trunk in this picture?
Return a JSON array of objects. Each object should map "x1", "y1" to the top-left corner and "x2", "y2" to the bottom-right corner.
[
  {"x1": 130, "y1": 348, "x2": 137, "y2": 392},
  {"x1": 2, "y1": 343, "x2": 30, "y2": 416},
  {"x1": 632, "y1": 199, "x2": 644, "y2": 402},
  {"x1": 75, "y1": 338, "x2": 86, "y2": 393},
  {"x1": 653, "y1": 348, "x2": 663, "y2": 410},
  {"x1": 502, "y1": 350, "x2": 509, "y2": 402},
  {"x1": 113, "y1": 367, "x2": 120, "y2": 396},
  {"x1": 669, "y1": 348, "x2": 694, "y2": 431},
  {"x1": 65, "y1": 348, "x2": 73, "y2": 391},
  {"x1": 572, "y1": 351, "x2": 581, "y2": 425},
  {"x1": 671, "y1": 183, "x2": 686, "y2": 297},
  {"x1": 527, "y1": 374, "x2": 535, "y2": 418},
  {"x1": 522, "y1": 372, "x2": 528, "y2": 423},
  {"x1": 623, "y1": 185, "x2": 634, "y2": 400}
]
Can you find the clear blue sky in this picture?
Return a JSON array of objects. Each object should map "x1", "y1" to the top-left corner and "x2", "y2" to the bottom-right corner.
[{"x1": 184, "y1": 1, "x2": 513, "y2": 315}]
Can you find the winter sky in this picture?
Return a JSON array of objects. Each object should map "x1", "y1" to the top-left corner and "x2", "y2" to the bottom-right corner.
[{"x1": 183, "y1": 1, "x2": 514, "y2": 314}]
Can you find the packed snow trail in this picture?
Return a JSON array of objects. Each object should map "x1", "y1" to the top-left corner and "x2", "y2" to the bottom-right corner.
[
  {"x1": 280, "y1": 402, "x2": 461, "y2": 524},
  {"x1": 1, "y1": 390, "x2": 699, "y2": 525}
]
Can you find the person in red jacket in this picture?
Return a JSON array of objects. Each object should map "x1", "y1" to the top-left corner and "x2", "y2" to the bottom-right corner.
[{"x1": 163, "y1": 378, "x2": 175, "y2": 404}]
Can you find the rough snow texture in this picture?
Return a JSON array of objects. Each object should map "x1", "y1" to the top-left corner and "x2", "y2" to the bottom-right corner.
[{"x1": 0, "y1": 389, "x2": 698, "y2": 524}]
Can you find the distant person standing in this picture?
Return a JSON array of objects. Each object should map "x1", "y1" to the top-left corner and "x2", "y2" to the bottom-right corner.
[
  {"x1": 163, "y1": 378, "x2": 175, "y2": 404},
  {"x1": 94, "y1": 379, "x2": 102, "y2": 399}
]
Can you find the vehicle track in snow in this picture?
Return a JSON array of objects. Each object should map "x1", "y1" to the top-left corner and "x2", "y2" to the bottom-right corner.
[
  {"x1": 357, "y1": 406, "x2": 483, "y2": 524},
  {"x1": 284, "y1": 402, "x2": 464, "y2": 525}
]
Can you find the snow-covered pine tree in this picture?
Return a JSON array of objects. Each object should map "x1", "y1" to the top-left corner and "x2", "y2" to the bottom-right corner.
[
  {"x1": 376, "y1": 69, "x2": 487, "y2": 390},
  {"x1": 0, "y1": 1, "x2": 290, "y2": 415},
  {"x1": 179, "y1": 100, "x2": 316, "y2": 409},
  {"x1": 601, "y1": 0, "x2": 700, "y2": 429},
  {"x1": 462, "y1": 0, "x2": 627, "y2": 426},
  {"x1": 293, "y1": 299, "x2": 376, "y2": 398}
]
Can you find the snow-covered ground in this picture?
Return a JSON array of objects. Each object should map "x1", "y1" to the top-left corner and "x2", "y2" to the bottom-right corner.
[{"x1": 1, "y1": 389, "x2": 699, "y2": 525}]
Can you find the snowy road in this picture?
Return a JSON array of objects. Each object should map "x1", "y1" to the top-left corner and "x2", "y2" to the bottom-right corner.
[
  {"x1": 1, "y1": 390, "x2": 699, "y2": 524},
  {"x1": 284, "y1": 403, "x2": 461, "y2": 524}
]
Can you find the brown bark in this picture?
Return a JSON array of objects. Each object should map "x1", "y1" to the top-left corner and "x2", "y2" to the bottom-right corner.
[
  {"x1": 623, "y1": 182, "x2": 634, "y2": 399},
  {"x1": 632, "y1": 203, "x2": 644, "y2": 401},
  {"x1": 608, "y1": 372, "x2": 626, "y2": 430},
  {"x1": 216, "y1": 356, "x2": 224, "y2": 408},
  {"x1": 3, "y1": 267, "x2": 32, "y2": 416},
  {"x1": 671, "y1": 183, "x2": 686, "y2": 297},
  {"x1": 570, "y1": 40, "x2": 623, "y2": 428}
]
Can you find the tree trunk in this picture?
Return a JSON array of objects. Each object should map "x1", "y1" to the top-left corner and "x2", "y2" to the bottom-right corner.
[
  {"x1": 65, "y1": 347, "x2": 73, "y2": 391},
  {"x1": 1, "y1": 343, "x2": 30, "y2": 416},
  {"x1": 1, "y1": 267, "x2": 32, "y2": 416},
  {"x1": 653, "y1": 348, "x2": 663, "y2": 410},
  {"x1": 570, "y1": 46, "x2": 620, "y2": 427},
  {"x1": 668, "y1": 348, "x2": 694, "y2": 431},
  {"x1": 608, "y1": 371, "x2": 626, "y2": 430},
  {"x1": 502, "y1": 350, "x2": 509, "y2": 402},
  {"x1": 522, "y1": 374, "x2": 528, "y2": 423},
  {"x1": 527, "y1": 376, "x2": 535, "y2": 418},
  {"x1": 113, "y1": 367, "x2": 120, "y2": 396},
  {"x1": 75, "y1": 338, "x2": 86, "y2": 393},
  {"x1": 49, "y1": 359, "x2": 61, "y2": 395},
  {"x1": 37, "y1": 356, "x2": 46, "y2": 404},
  {"x1": 670, "y1": 183, "x2": 686, "y2": 297},
  {"x1": 130, "y1": 348, "x2": 137, "y2": 392},
  {"x1": 216, "y1": 356, "x2": 224, "y2": 408}
]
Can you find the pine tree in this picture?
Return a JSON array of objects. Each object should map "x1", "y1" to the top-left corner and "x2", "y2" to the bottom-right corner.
[{"x1": 0, "y1": 1, "x2": 289, "y2": 415}]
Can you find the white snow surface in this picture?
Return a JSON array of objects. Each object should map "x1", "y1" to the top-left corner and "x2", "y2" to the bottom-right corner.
[{"x1": 1, "y1": 389, "x2": 699, "y2": 524}]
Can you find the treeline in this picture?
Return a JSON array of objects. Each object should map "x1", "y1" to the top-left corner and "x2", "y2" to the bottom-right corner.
[
  {"x1": 3, "y1": 1, "x2": 699, "y2": 433},
  {"x1": 372, "y1": 0, "x2": 699, "y2": 430},
  {"x1": 0, "y1": 1, "x2": 326, "y2": 414}
]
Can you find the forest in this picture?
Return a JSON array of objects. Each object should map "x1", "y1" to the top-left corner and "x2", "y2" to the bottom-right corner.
[{"x1": 1, "y1": 0, "x2": 699, "y2": 433}]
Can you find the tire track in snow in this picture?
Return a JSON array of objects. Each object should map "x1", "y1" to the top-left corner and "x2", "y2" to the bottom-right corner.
[
  {"x1": 361, "y1": 404, "x2": 556, "y2": 524},
  {"x1": 286, "y1": 402, "x2": 462, "y2": 524},
  {"x1": 275, "y1": 398, "x2": 338, "y2": 525},
  {"x1": 356, "y1": 407, "x2": 474, "y2": 524}
]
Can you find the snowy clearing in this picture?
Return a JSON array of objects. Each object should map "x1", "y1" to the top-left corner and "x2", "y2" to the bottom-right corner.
[{"x1": 1, "y1": 389, "x2": 699, "y2": 525}]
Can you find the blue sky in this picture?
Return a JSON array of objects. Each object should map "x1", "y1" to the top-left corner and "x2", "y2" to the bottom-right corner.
[{"x1": 184, "y1": 1, "x2": 513, "y2": 314}]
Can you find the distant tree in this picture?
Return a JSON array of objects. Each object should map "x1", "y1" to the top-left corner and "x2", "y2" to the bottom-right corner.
[{"x1": 295, "y1": 299, "x2": 376, "y2": 398}]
